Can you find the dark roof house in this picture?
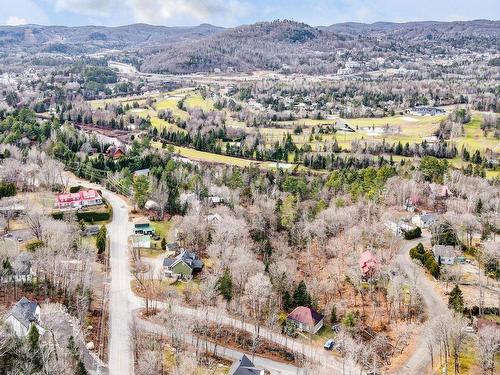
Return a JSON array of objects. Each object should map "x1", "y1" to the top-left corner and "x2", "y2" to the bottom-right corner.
[
  {"x1": 163, "y1": 250, "x2": 204, "y2": 280},
  {"x1": 228, "y1": 354, "x2": 264, "y2": 375},
  {"x1": 6, "y1": 297, "x2": 44, "y2": 337}
]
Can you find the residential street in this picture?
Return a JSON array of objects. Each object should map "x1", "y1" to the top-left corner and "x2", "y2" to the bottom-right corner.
[
  {"x1": 135, "y1": 316, "x2": 305, "y2": 375},
  {"x1": 101, "y1": 190, "x2": 134, "y2": 375},
  {"x1": 69, "y1": 175, "x2": 445, "y2": 375},
  {"x1": 395, "y1": 236, "x2": 449, "y2": 375}
]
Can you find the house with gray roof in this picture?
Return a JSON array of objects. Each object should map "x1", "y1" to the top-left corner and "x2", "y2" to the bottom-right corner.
[
  {"x1": 228, "y1": 354, "x2": 264, "y2": 375},
  {"x1": 163, "y1": 250, "x2": 204, "y2": 280},
  {"x1": 433, "y1": 245, "x2": 459, "y2": 265},
  {"x1": 6, "y1": 297, "x2": 44, "y2": 337}
]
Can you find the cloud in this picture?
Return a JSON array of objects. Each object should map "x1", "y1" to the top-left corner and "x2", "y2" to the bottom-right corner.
[
  {"x1": 53, "y1": 0, "x2": 115, "y2": 17},
  {"x1": 0, "y1": 0, "x2": 49, "y2": 25},
  {"x1": 125, "y1": 0, "x2": 252, "y2": 25},
  {"x1": 6, "y1": 16, "x2": 28, "y2": 26}
]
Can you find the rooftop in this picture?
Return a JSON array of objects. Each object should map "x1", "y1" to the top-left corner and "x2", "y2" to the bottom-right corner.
[{"x1": 287, "y1": 306, "x2": 323, "y2": 327}]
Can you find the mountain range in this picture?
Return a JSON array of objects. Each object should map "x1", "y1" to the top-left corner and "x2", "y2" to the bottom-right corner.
[{"x1": 1, "y1": 19, "x2": 498, "y2": 74}]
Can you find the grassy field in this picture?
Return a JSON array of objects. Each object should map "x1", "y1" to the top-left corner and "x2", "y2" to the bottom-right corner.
[{"x1": 170, "y1": 145, "x2": 258, "y2": 167}]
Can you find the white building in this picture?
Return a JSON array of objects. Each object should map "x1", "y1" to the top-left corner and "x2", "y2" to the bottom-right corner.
[{"x1": 6, "y1": 297, "x2": 44, "y2": 337}]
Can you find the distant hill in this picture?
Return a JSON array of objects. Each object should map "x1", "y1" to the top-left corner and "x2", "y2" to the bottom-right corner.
[
  {"x1": 1, "y1": 19, "x2": 498, "y2": 74},
  {"x1": 0, "y1": 23, "x2": 225, "y2": 53},
  {"x1": 140, "y1": 19, "x2": 500, "y2": 74}
]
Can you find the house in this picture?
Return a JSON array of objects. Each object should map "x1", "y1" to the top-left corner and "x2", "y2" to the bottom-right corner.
[
  {"x1": 333, "y1": 119, "x2": 355, "y2": 132},
  {"x1": 6, "y1": 297, "x2": 44, "y2": 337},
  {"x1": 206, "y1": 213, "x2": 222, "y2": 225},
  {"x1": 55, "y1": 189, "x2": 103, "y2": 209},
  {"x1": 412, "y1": 213, "x2": 436, "y2": 228},
  {"x1": 385, "y1": 220, "x2": 416, "y2": 237},
  {"x1": 228, "y1": 354, "x2": 264, "y2": 375},
  {"x1": 208, "y1": 196, "x2": 224, "y2": 206},
  {"x1": 106, "y1": 146, "x2": 125, "y2": 159},
  {"x1": 433, "y1": 245, "x2": 459, "y2": 265},
  {"x1": 409, "y1": 106, "x2": 445, "y2": 116},
  {"x1": 359, "y1": 251, "x2": 379, "y2": 279},
  {"x1": 1, "y1": 253, "x2": 35, "y2": 283},
  {"x1": 132, "y1": 235, "x2": 151, "y2": 249},
  {"x1": 166, "y1": 242, "x2": 179, "y2": 252},
  {"x1": 404, "y1": 195, "x2": 421, "y2": 212},
  {"x1": 286, "y1": 306, "x2": 324, "y2": 334},
  {"x1": 133, "y1": 217, "x2": 155, "y2": 235},
  {"x1": 163, "y1": 250, "x2": 204, "y2": 280}
]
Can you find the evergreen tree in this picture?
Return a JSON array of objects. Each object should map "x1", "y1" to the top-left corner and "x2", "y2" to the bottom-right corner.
[
  {"x1": 96, "y1": 225, "x2": 107, "y2": 254},
  {"x1": 28, "y1": 324, "x2": 39, "y2": 351},
  {"x1": 282, "y1": 290, "x2": 293, "y2": 311},
  {"x1": 330, "y1": 305, "x2": 338, "y2": 324},
  {"x1": 217, "y1": 269, "x2": 233, "y2": 302},
  {"x1": 293, "y1": 280, "x2": 312, "y2": 307},
  {"x1": 448, "y1": 285, "x2": 464, "y2": 313},
  {"x1": 161, "y1": 237, "x2": 166, "y2": 250}
]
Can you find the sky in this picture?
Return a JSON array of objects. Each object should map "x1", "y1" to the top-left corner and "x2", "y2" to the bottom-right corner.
[{"x1": 1, "y1": 0, "x2": 499, "y2": 27}]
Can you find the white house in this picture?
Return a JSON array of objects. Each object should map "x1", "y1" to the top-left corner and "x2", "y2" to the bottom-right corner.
[
  {"x1": 433, "y1": 245, "x2": 459, "y2": 265},
  {"x1": 6, "y1": 297, "x2": 44, "y2": 337},
  {"x1": 412, "y1": 213, "x2": 436, "y2": 228}
]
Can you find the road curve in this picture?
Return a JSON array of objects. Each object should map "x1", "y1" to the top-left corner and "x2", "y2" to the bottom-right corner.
[{"x1": 395, "y1": 236, "x2": 448, "y2": 375}]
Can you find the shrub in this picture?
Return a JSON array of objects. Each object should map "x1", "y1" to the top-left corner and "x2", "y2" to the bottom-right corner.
[
  {"x1": 0, "y1": 181, "x2": 16, "y2": 198},
  {"x1": 26, "y1": 240, "x2": 44, "y2": 252},
  {"x1": 409, "y1": 243, "x2": 440, "y2": 279},
  {"x1": 69, "y1": 185, "x2": 82, "y2": 193},
  {"x1": 403, "y1": 226, "x2": 421, "y2": 240}
]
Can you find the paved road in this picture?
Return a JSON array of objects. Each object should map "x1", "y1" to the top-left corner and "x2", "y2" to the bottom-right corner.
[
  {"x1": 136, "y1": 316, "x2": 305, "y2": 375},
  {"x1": 395, "y1": 236, "x2": 448, "y2": 375},
  {"x1": 66, "y1": 174, "x2": 134, "y2": 375},
  {"x1": 102, "y1": 190, "x2": 134, "y2": 375}
]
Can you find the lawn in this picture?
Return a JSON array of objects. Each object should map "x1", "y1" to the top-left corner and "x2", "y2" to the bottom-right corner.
[
  {"x1": 151, "y1": 220, "x2": 173, "y2": 239},
  {"x1": 172, "y1": 145, "x2": 258, "y2": 167},
  {"x1": 184, "y1": 93, "x2": 214, "y2": 112}
]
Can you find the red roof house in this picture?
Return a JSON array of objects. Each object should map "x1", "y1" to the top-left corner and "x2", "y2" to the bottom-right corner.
[
  {"x1": 286, "y1": 306, "x2": 324, "y2": 334},
  {"x1": 106, "y1": 146, "x2": 125, "y2": 159},
  {"x1": 359, "y1": 251, "x2": 379, "y2": 279},
  {"x1": 55, "y1": 189, "x2": 103, "y2": 209}
]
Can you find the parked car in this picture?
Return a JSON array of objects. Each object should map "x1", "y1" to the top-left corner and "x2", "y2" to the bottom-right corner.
[
  {"x1": 17, "y1": 237, "x2": 23, "y2": 242},
  {"x1": 4, "y1": 233, "x2": 12, "y2": 238},
  {"x1": 324, "y1": 339, "x2": 335, "y2": 350}
]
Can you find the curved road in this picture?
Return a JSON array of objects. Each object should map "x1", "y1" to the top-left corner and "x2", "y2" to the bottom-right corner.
[
  {"x1": 73, "y1": 174, "x2": 447, "y2": 375},
  {"x1": 395, "y1": 236, "x2": 448, "y2": 375}
]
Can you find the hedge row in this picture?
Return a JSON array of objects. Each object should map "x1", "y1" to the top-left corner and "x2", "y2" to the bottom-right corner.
[
  {"x1": 52, "y1": 199, "x2": 112, "y2": 223},
  {"x1": 403, "y1": 226, "x2": 422, "y2": 240},
  {"x1": 409, "y1": 242, "x2": 440, "y2": 278}
]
